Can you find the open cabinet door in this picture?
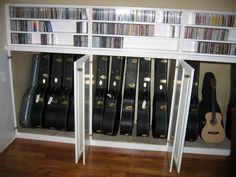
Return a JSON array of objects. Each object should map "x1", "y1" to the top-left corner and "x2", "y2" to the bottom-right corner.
[
  {"x1": 0, "y1": 51, "x2": 16, "y2": 152},
  {"x1": 74, "y1": 54, "x2": 90, "y2": 164},
  {"x1": 167, "y1": 60, "x2": 194, "y2": 173}
]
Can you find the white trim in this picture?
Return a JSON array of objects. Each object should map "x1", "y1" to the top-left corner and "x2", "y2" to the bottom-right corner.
[
  {"x1": 6, "y1": 4, "x2": 236, "y2": 14},
  {"x1": 0, "y1": 137, "x2": 15, "y2": 153},
  {"x1": 5, "y1": 4, "x2": 236, "y2": 63},
  {"x1": 184, "y1": 147, "x2": 230, "y2": 156},
  {"x1": 5, "y1": 45, "x2": 236, "y2": 63},
  {"x1": 16, "y1": 132, "x2": 75, "y2": 144},
  {"x1": 90, "y1": 139, "x2": 168, "y2": 151}
]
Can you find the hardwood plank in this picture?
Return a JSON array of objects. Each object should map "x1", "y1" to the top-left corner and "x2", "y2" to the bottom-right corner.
[{"x1": 0, "y1": 138, "x2": 229, "y2": 177}]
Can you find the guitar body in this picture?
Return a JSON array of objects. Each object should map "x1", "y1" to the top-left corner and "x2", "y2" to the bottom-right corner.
[{"x1": 201, "y1": 112, "x2": 225, "y2": 143}]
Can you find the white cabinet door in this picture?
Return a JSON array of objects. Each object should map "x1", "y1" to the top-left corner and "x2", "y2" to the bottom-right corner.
[
  {"x1": 74, "y1": 54, "x2": 90, "y2": 164},
  {"x1": 0, "y1": 52, "x2": 16, "y2": 152},
  {"x1": 168, "y1": 60, "x2": 194, "y2": 173}
]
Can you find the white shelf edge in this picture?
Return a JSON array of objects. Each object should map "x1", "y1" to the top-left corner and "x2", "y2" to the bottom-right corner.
[
  {"x1": 10, "y1": 17, "x2": 88, "y2": 21},
  {"x1": 16, "y1": 132, "x2": 75, "y2": 144},
  {"x1": 7, "y1": 3, "x2": 90, "y2": 9},
  {"x1": 6, "y1": 3, "x2": 236, "y2": 17},
  {"x1": 5, "y1": 45, "x2": 91, "y2": 54},
  {"x1": 183, "y1": 24, "x2": 236, "y2": 29},
  {"x1": 90, "y1": 139, "x2": 168, "y2": 151},
  {"x1": 90, "y1": 139, "x2": 230, "y2": 156},
  {"x1": 92, "y1": 34, "x2": 155, "y2": 37},
  {"x1": 184, "y1": 146, "x2": 230, "y2": 156},
  {"x1": 183, "y1": 38, "x2": 236, "y2": 44},
  {"x1": 5, "y1": 44, "x2": 236, "y2": 63},
  {"x1": 10, "y1": 31, "x2": 89, "y2": 35},
  {"x1": 92, "y1": 20, "x2": 155, "y2": 25}
]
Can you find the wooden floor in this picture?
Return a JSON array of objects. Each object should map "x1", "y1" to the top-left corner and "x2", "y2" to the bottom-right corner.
[{"x1": 0, "y1": 139, "x2": 229, "y2": 177}]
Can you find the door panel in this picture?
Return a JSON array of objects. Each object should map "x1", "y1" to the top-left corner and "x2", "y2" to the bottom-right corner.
[
  {"x1": 167, "y1": 60, "x2": 182, "y2": 171},
  {"x1": 74, "y1": 54, "x2": 90, "y2": 164},
  {"x1": 168, "y1": 60, "x2": 194, "y2": 173},
  {"x1": 84, "y1": 55, "x2": 90, "y2": 164},
  {"x1": 0, "y1": 52, "x2": 15, "y2": 152}
]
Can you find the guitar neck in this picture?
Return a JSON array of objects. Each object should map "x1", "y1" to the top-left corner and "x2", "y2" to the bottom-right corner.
[{"x1": 211, "y1": 86, "x2": 216, "y2": 121}]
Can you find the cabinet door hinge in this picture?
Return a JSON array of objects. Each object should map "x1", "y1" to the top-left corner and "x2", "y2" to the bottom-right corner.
[
  {"x1": 185, "y1": 74, "x2": 190, "y2": 78},
  {"x1": 7, "y1": 56, "x2": 12, "y2": 60}
]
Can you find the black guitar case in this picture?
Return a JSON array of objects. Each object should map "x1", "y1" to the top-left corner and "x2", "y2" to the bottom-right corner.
[
  {"x1": 67, "y1": 91, "x2": 74, "y2": 131},
  {"x1": 198, "y1": 72, "x2": 222, "y2": 135},
  {"x1": 67, "y1": 54, "x2": 83, "y2": 131},
  {"x1": 44, "y1": 53, "x2": 64, "y2": 129},
  {"x1": 19, "y1": 54, "x2": 40, "y2": 128},
  {"x1": 29, "y1": 53, "x2": 51, "y2": 128},
  {"x1": 137, "y1": 58, "x2": 151, "y2": 137},
  {"x1": 152, "y1": 59, "x2": 168, "y2": 138},
  {"x1": 92, "y1": 56, "x2": 109, "y2": 133},
  {"x1": 185, "y1": 61, "x2": 200, "y2": 141},
  {"x1": 120, "y1": 57, "x2": 138, "y2": 135},
  {"x1": 102, "y1": 56, "x2": 124, "y2": 136},
  {"x1": 226, "y1": 64, "x2": 236, "y2": 139},
  {"x1": 55, "y1": 54, "x2": 74, "y2": 130}
]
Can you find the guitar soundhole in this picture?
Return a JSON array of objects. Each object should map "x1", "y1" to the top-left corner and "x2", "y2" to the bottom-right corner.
[{"x1": 208, "y1": 131, "x2": 219, "y2": 135}]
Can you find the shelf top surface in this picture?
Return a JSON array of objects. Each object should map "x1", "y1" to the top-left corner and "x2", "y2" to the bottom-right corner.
[{"x1": 5, "y1": 44, "x2": 236, "y2": 63}]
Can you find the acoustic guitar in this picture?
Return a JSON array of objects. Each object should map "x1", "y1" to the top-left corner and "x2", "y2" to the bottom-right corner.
[{"x1": 201, "y1": 78, "x2": 225, "y2": 143}]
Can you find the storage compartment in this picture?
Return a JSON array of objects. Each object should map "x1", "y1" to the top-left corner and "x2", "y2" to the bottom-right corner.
[
  {"x1": 91, "y1": 55, "x2": 178, "y2": 148},
  {"x1": 3, "y1": 3, "x2": 236, "y2": 171},
  {"x1": 183, "y1": 61, "x2": 231, "y2": 154},
  {"x1": 89, "y1": 55, "x2": 232, "y2": 154},
  {"x1": 12, "y1": 52, "x2": 80, "y2": 138}
]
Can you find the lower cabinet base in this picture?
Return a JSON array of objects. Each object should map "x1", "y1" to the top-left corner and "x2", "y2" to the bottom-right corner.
[{"x1": 15, "y1": 131, "x2": 230, "y2": 156}]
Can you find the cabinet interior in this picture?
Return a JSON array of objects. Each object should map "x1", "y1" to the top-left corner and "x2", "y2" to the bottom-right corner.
[{"x1": 11, "y1": 51, "x2": 74, "y2": 138}]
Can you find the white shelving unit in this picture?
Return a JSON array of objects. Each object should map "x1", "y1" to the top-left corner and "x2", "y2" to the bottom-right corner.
[
  {"x1": 2, "y1": 3, "x2": 236, "y2": 172},
  {"x1": 181, "y1": 11, "x2": 236, "y2": 55},
  {"x1": 6, "y1": 4, "x2": 89, "y2": 47}
]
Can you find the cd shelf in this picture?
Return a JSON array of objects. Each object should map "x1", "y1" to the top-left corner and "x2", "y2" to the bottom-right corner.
[
  {"x1": 9, "y1": 6, "x2": 88, "y2": 20},
  {"x1": 182, "y1": 11, "x2": 236, "y2": 55},
  {"x1": 184, "y1": 27, "x2": 229, "y2": 41},
  {"x1": 8, "y1": 5, "x2": 89, "y2": 47},
  {"x1": 92, "y1": 23, "x2": 155, "y2": 36},
  {"x1": 6, "y1": 5, "x2": 236, "y2": 56},
  {"x1": 92, "y1": 8, "x2": 156, "y2": 22},
  {"x1": 195, "y1": 13, "x2": 236, "y2": 27},
  {"x1": 10, "y1": 20, "x2": 53, "y2": 32}
]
